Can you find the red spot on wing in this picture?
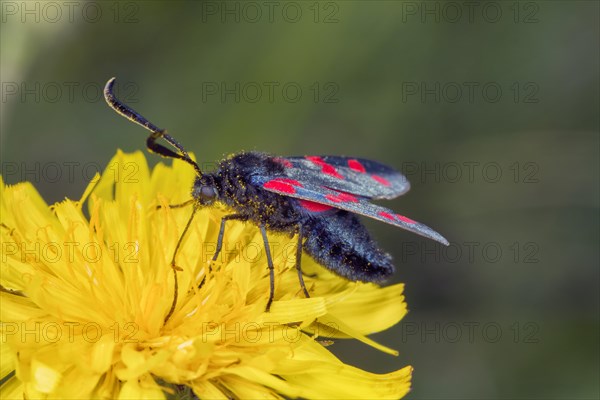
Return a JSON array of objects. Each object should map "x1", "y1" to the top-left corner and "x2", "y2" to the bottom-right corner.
[
  {"x1": 321, "y1": 164, "x2": 344, "y2": 179},
  {"x1": 396, "y1": 214, "x2": 416, "y2": 224},
  {"x1": 264, "y1": 181, "x2": 295, "y2": 194},
  {"x1": 378, "y1": 211, "x2": 416, "y2": 224},
  {"x1": 372, "y1": 175, "x2": 390, "y2": 186},
  {"x1": 337, "y1": 192, "x2": 358, "y2": 202},
  {"x1": 306, "y1": 156, "x2": 325, "y2": 164},
  {"x1": 348, "y1": 159, "x2": 366, "y2": 173},
  {"x1": 378, "y1": 211, "x2": 396, "y2": 221},
  {"x1": 326, "y1": 192, "x2": 359, "y2": 203},
  {"x1": 264, "y1": 178, "x2": 302, "y2": 194},
  {"x1": 278, "y1": 178, "x2": 302, "y2": 186},
  {"x1": 273, "y1": 157, "x2": 293, "y2": 168},
  {"x1": 299, "y1": 200, "x2": 333, "y2": 212},
  {"x1": 306, "y1": 156, "x2": 344, "y2": 179}
]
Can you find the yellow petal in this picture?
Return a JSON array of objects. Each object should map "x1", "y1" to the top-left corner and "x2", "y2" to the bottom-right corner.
[
  {"x1": 30, "y1": 358, "x2": 61, "y2": 393},
  {"x1": 90, "y1": 334, "x2": 116, "y2": 373},
  {"x1": 118, "y1": 374, "x2": 165, "y2": 400}
]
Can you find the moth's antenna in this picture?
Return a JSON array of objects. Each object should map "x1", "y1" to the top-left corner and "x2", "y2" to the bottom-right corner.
[{"x1": 104, "y1": 78, "x2": 202, "y2": 176}]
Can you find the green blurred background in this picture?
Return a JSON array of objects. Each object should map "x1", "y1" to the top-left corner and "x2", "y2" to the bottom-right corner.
[{"x1": 1, "y1": 1, "x2": 598, "y2": 398}]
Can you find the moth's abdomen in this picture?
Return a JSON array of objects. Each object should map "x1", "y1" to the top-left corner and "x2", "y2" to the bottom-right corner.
[{"x1": 301, "y1": 211, "x2": 394, "y2": 282}]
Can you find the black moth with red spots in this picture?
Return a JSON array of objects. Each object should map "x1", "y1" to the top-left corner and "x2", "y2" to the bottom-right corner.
[
  {"x1": 201, "y1": 152, "x2": 448, "y2": 280},
  {"x1": 104, "y1": 78, "x2": 449, "y2": 318}
]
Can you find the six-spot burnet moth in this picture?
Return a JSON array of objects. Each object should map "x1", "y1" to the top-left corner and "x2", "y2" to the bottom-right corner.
[{"x1": 103, "y1": 78, "x2": 449, "y2": 323}]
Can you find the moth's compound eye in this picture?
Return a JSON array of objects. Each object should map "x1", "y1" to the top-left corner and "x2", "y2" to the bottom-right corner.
[{"x1": 200, "y1": 185, "x2": 217, "y2": 200}]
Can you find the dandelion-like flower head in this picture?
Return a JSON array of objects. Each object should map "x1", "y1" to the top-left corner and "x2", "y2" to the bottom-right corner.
[{"x1": 1, "y1": 151, "x2": 412, "y2": 399}]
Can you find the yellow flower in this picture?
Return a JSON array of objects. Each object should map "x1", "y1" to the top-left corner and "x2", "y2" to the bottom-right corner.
[{"x1": 1, "y1": 150, "x2": 412, "y2": 399}]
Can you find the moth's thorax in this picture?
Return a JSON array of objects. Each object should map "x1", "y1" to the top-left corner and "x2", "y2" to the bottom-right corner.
[{"x1": 192, "y1": 152, "x2": 301, "y2": 231}]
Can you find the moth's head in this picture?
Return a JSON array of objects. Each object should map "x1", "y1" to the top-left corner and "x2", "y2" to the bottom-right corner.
[{"x1": 192, "y1": 175, "x2": 218, "y2": 206}]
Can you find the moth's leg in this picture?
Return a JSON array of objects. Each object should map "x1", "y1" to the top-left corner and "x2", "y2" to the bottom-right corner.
[
  {"x1": 156, "y1": 199, "x2": 195, "y2": 210},
  {"x1": 295, "y1": 227, "x2": 310, "y2": 298},
  {"x1": 198, "y1": 214, "x2": 246, "y2": 289},
  {"x1": 212, "y1": 214, "x2": 246, "y2": 263},
  {"x1": 260, "y1": 224, "x2": 276, "y2": 312},
  {"x1": 164, "y1": 204, "x2": 199, "y2": 324}
]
